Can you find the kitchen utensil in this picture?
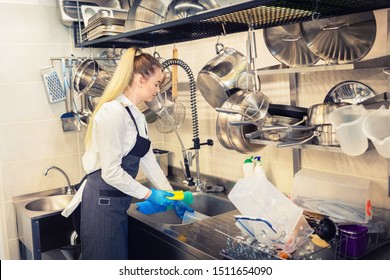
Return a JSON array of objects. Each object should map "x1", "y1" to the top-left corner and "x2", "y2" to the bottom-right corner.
[
  {"x1": 362, "y1": 106, "x2": 390, "y2": 158},
  {"x1": 324, "y1": 80, "x2": 377, "y2": 104},
  {"x1": 215, "y1": 92, "x2": 243, "y2": 150},
  {"x1": 338, "y1": 224, "x2": 368, "y2": 258},
  {"x1": 152, "y1": 92, "x2": 186, "y2": 133},
  {"x1": 305, "y1": 216, "x2": 336, "y2": 242},
  {"x1": 154, "y1": 51, "x2": 172, "y2": 92},
  {"x1": 307, "y1": 102, "x2": 349, "y2": 146},
  {"x1": 131, "y1": 0, "x2": 171, "y2": 16},
  {"x1": 277, "y1": 102, "x2": 349, "y2": 147},
  {"x1": 197, "y1": 42, "x2": 246, "y2": 108},
  {"x1": 267, "y1": 104, "x2": 308, "y2": 120},
  {"x1": 258, "y1": 116, "x2": 312, "y2": 142},
  {"x1": 125, "y1": 4, "x2": 164, "y2": 31},
  {"x1": 329, "y1": 105, "x2": 369, "y2": 156},
  {"x1": 164, "y1": 0, "x2": 219, "y2": 22},
  {"x1": 156, "y1": 102, "x2": 186, "y2": 133},
  {"x1": 172, "y1": 46, "x2": 178, "y2": 102},
  {"x1": 264, "y1": 23, "x2": 320, "y2": 67},
  {"x1": 300, "y1": 11, "x2": 376, "y2": 64},
  {"x1": 60, "y1": 59, "x2": 80, "y2": 132},
  {"x1": 358, "y1": 92, "x2": 390, "y2": 109},
  {"x1": 237, "y1": 25, "x2": 261, "y2": 91},
  {"x1": 182, "y1": 210, "x2": 209, "y2": 224},
  {"x1": 215, "y1": 91, "x2": 268, "y2": 153},
  {"x1": 228, "y1": 175, "x2": 304, "y2": 246},
  {"x1": 41, "y1": 66, "x2": 66, "y2": 103},
  {"x1": 73, "y1": 59, "x2": 113, "y2": 97},
  {"x1": 96, "y1": 48, "x2": 119, "y2": 73}
]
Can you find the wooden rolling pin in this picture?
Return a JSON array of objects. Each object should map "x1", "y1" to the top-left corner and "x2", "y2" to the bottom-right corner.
[{"x1": 172, "y1": 46, "x2": 178, "y2": 102}]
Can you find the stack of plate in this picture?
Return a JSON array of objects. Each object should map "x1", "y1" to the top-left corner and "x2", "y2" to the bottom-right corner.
[{"x1": 81, "y1": 9, "x2": 127, "y2": 41}]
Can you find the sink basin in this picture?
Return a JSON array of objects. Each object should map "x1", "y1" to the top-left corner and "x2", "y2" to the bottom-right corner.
[
  {"x1": 130, "y1": 192, "x2": 236, "y2": 225},
  {"x1": 25, "y1": 195, "x2": 73, "y2": 212}
]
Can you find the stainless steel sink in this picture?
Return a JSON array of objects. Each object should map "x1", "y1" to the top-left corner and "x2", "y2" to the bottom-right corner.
[
  {"x1": 25, "y1": 195, "x2": 74, "y2": 212},
  {"x1": 130, "y1": 192, "x2": 236, "y2": 225}
]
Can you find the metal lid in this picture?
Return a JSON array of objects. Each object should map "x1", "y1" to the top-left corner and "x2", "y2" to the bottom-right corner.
[
  {"x1": 300, "y1": 11, "x2": 376, "y2": 64},
  {"x1": 264, "y1": 23, "x2": 320, "y2": 67}
]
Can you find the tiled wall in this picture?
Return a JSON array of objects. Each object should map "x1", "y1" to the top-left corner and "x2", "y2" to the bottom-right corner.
[{"x1": 0, "y1": 0, "x2": 389, "y2": 260}]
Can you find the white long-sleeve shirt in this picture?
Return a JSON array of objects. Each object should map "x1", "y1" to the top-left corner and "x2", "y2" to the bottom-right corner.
[{"x1": 62, "y1": 94, "x2": 173, "y2": 217}]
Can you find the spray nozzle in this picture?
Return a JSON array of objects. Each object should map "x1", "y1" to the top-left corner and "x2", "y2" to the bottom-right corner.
[
  {"x1": 244, "y1": 156, "x2": 253, "y2": 163},
  {"x1": 254, "y1": 156, "x2": 261, "y2": 162}
]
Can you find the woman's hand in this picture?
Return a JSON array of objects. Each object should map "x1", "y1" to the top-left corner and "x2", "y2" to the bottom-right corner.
[
  {"x1": 173, "y1": 201, "x2": 194, "y2": 219},
  {"x1": 145, "y1": 188, "x2": 174, "y2": 206}
]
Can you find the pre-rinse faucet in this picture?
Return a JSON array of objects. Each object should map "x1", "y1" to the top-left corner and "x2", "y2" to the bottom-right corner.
[
  {"x1": 161, "y1": 58, "x2": 214, "y2": 191},
  {"x1": 44, "y1": 166, "x2": 75, "y2": 195}
]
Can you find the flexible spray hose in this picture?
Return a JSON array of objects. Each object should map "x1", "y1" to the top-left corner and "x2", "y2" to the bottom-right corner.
[
  {"x1": 161, "y1": 58, "x2": 199, "y2": 140},
  {"x1": 161, "y1": 58, "x2": 199, "y2": 186}
]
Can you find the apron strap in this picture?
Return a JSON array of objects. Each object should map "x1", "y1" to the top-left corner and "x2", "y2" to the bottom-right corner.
[{"x1": 125, "y1": 106, "x2": 148, "y2": 135}]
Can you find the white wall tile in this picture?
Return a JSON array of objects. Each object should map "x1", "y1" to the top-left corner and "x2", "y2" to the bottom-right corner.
[
  {"x1": 0, "y1": 120, "x2": 79, "y2": 163},
  {"x1": 0, "y1": 43, "x2": 72, "y2": 84},
  {"x1": 0, "y1": 3, "x2": 69, "y2": 44},
  {"x1": 2, "y1": 154, "x2": 81, "y2": 201},
  {"x1": 0, "y1": 82, "x2": 66, "y2": 123}
]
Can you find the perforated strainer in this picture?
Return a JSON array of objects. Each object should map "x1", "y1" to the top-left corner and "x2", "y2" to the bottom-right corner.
[{"x1": 156, "y1": 102, "x2": 186, "y2": 133}]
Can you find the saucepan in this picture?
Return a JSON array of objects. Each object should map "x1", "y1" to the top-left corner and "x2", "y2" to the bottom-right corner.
[
  {"x1": 277, "y1": 102, "x2": 349, "y2": 147},
  {"x1": 73, "y1": 59, "x2": 113, "y2": 97},
  {"x1": 197, "y1": 42, "x2": 247, "y2": 108},
  {"x1": 215, "y1": 90, "x2": 267, "y2": 153},
  {"x1": 243, "y1": 104, "x2": 309, "y2": 141}
]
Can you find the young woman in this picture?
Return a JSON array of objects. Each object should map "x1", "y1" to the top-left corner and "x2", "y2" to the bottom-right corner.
[{"x1": 65, "y1": 48, "x2": 192, "y2": 260}]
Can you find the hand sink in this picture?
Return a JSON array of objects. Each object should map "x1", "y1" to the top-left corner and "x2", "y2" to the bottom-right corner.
[
  {"x1": 130, "y1": 192, "x2": 236, "y2": 225},
  {"x1": 25, "y1": 195, "x2": 73, "y2": 212}
]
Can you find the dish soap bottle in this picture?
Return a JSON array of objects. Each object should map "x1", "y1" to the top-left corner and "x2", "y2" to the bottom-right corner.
[
  {"x1": 243, "y1": 156, "x2": 254, "y2": 177},
  {"x1": 253, "y1": 156, "x2": 266, "y2": 177}
]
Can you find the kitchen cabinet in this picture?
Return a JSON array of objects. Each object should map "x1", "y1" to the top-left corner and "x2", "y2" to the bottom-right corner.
[
  {"x1": 73, "y1": 0, "x2": 390, "y2": 49},
  {"x1": 13, "y1": 189, "x2": 78, "y2": 260}
]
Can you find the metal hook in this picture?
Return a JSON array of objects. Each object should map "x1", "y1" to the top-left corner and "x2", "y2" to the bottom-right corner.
[
  {"x1": 221, "y1": 22, "x2": 226, "y2": 37},
  {"x1": 216, "y1": 22, "x2": 226, "y2": 45},
  {"x1": 312, "y1": 0, "x2": 320, "y2": 21}
]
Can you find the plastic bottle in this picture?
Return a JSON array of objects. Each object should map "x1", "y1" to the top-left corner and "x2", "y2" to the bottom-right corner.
[
  {"x1": 243, "y1": 156, "x2": 254, "y2": 177},
  {"x1": 253, "y1": 156, "x2": 266, "y2": 177}
]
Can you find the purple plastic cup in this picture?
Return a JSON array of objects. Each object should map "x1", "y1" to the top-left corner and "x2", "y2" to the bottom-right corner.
[{"x1": 338, "y1": 224, "x2": 368, "y2": 258}]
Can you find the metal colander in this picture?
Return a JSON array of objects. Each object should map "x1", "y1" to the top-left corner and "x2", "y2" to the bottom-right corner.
[{"x1": 156, "y1": 102, "x2": 186, "y2": 133}]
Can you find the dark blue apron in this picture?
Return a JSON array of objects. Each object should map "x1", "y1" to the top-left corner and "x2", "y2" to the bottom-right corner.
[{"x1": 80, "y1": 106, "x2": 151, "y2": 260}]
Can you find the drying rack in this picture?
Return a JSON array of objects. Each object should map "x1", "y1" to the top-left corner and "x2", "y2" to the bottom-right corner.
[{"x1": 216, "y1": 207, "x2": 390, "y2": 260}]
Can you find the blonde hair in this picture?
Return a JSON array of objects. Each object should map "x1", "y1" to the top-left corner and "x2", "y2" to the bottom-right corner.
[{"x1": 84, "y1": 48, "x2": 161, "y2": 148}]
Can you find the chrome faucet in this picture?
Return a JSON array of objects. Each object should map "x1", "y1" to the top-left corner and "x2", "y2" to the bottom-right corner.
[{"x1": 44, "y1": 166, "x2": 75, "y2": 195}]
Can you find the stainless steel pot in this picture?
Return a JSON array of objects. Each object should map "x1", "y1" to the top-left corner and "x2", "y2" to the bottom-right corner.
[
  {"x1": 197, "y1": 43, "x2": 247, "y2": 108},
  {"x1": 277, "y1": 102, "x2": 349, "y2": 147},
  {"x1": 260, "y1": 115, "x2": 312, "y2": 142},
  {"x1": 216, "y1": 92, "x2": 243, "y2": 150},
  {"x1": 216, "y1": 91, "x2": 266, "y2": 153},
  {"x1": 73, "y1": 59, "x2": 113, "y2": 97}
]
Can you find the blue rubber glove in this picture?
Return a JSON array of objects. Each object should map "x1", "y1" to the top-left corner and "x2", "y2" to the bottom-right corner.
[
  {"x1": 146, "y1": 188, "x2": 175, "y2": 207},
  {"x1": 173, "y1": 201, "x2": 194, "y2": 219},
  {"x1": 136, "y1": 201, "x2": 167, "y2": 215}
]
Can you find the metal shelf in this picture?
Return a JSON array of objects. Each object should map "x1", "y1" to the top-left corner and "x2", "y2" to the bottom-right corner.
[
  {"x1": 257, "y1": 55, "x2": 390, "y2": 75},
  {"x1": 249, "y1": 138, "x2": 344, "y2": 153},
  {"x1": 74, "y1": 0, "x2": 390, "y2": 49}
]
